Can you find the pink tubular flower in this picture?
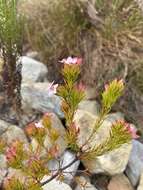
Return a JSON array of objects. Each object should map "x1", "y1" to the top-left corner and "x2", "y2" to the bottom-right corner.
[
  {"x1": 105, "y1": 79, "x2": 124, "y2": 91},
  {"x1": 47, "y1": 81, "x2": 58, "y2": 96},
  {"x1": 125, "y1": 123, "x2": 139, "y2": 139},
  {"x1": 71, "y1": 122, "x2": 80, "y2": 134},
  {"x1": 60, "y1": 56, "x2": 82, "y2": 65},
  {"x1": 35, "y1": 122, "x2": 44, "y2": 129},
  {"x1": 77, "y1": 82, "x2": 86, "y2": 92},
  {"x1": 6, "y1": 146, "x2": 17, "y2": 162}
]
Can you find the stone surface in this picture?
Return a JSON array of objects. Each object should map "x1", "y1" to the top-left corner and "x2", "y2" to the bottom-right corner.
[
  {"x1": 60, "y1": 150, "x2": 80, "y2": 184},
  {"x1": 75, "y1": 176, "x2": 98, "y2": 190},
  {"x1": 32, "y1": 113, "x2": 67, "y2": 156},
  {"x1": 107, "y1": 174, "x2": 134, "y2": 190},
  {"x1": 126, "y1": 140, "x2": 143, "y2": 186},
  {"x1": 78, "y1": 100, "x2": 100, "y2": 116},
  {"x1": 48, "y1": 150, "x2": 80, "y2": 184},
  {"x1": 26, "y1": 51, "x2": 40, "y2": 59},
  {"x1": 74, "y1": 110, "x2": 124, "y2": 150},
  {"x1": 42, "y1": 176, "x2": 72, "y2": 190},
  {"x1": 21, "y1": 82, "x2": 63, "y2": 117},
  {"x1": 0, "y1": 121, "x2": 28, "y2": 144},
  {"x1": 20, "y1": 56, "x2": 48, "y2": 83},
  {"x1": 137, "y1": 172, "x2": 143, "y2": 190},
  {"x1": 0, "y1": 155, "x2": 7, "y2": 169},
  {"x1": 0, "y1": 120, "x2": 10, "y2": 135},
  {"x1": 74, "y1": 110, "x2": 131, "y2": 175}
]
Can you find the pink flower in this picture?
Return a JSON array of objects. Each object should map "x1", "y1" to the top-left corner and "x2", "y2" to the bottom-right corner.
[
  {"x1": 71, "y1": 122, "x2": 80, "y2": 134},
  {"x1": 35, "y1": 122, "x2": 44, "y2": 129},
  {"x1": 105, "y1": 79, "x2": 124, "y2": 91},
  {"x1": 6, "y1": 146, "x2": 17, "y2": 161},
  {"x1": 77, "y1": 82, "x2": 86, "y2": 92},
  {"x1": 125, "y1": 123, "x2": 139, "y2": 139},
  {"x1": 60, "y1": 56, "x2": 82, "y2": 65},
  {"x1": 47, "y1": 81, "x2": 58, "y2": 96}
]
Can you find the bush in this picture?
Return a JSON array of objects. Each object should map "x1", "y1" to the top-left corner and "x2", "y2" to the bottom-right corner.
[{"x1": 1, "y1": 57, "x2": 138, "y2": 189}]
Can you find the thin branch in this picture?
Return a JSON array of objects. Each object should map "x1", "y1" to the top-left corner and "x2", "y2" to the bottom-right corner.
[{"x1": 41, "y1": 157, "x2": 78, "y2": 186}]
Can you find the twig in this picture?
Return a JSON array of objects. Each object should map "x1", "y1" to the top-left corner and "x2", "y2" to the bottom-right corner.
[{"x1": 41, "y1": 157, "x2": 78, "y2": 186}]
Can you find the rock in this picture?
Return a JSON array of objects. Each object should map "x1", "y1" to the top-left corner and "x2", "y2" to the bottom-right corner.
[
  {"x1": 21, "y1": 82, "x2": 63, "y2": 118},
  {"x1": 32, "y1": 113, "x2": 67, "y2": 156},
  {"x1": 1, "y1": 121, "x2": 28, "y2": 144},
  {"x1": 126, "y1": 140, "x2": 143, "y2": 186},
  {"x1": 74, "y1": 110, "x2": 124, "y2": 150},
  {"x1": 20, "y1": 56, "x2": 48, "y2": 83},
  {"x1": 137, "y1": 172, "x2": 143, "y2": 190},
  {"x1": 41, "y1": 176, "x2": 72, "y2": 190},
  {"x1": 107, "y1": 174, "x2": 134, "y2": 190},
  {"x1": 91, "y1": 174, "x2": 110, "y2": 190},
  {"x1": 78, "y1": 100, "x2": 100, "y2": 115},
  {"x1": 0, "y1": 155, "x2": 7, "y2": 169},
  {"x1": 47, "y1": 151, "x2": 80, "y2": 184},
  {"x1": 26, "y1": 51, "x2": 40, "y2": 60},
  {"x1": 0, "y1": 120, "x2": 10, "y2": 135},
  {"x1": 0, "y1": 169, "x2": 7, "y2": 184},
  {"x1": 74, "y1": 110, "x2": 131, "y2": 175},
  {"x1": 0, "y1": 155, "x2": 8, "y2": 184},
  {"x1": 84, "y1": 86, "x2": 97, "y2": 100},
  {"x1": 58, "y1": 150, "x2": 80, "y2": 184},
  {"x1": 75, "y1": 176, "x2": 98, "y2": 190}
]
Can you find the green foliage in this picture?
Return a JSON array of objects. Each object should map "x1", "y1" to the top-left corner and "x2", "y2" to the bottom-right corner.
[
  {"x1": 0, "y1": 0, "x2": 23, "y2": 55},
  {"x1": 0, "y1": 0, "x2": 24, "y2": 115},
  {"x1": 4, "y1": 177, "x2": 25, "y2": 190},
  {"x1": 102, "y1": 79, "x2": 124, "y2": 111},
  {"x1": 82, "y1": 120, "x2": 132, "y2": 160}
]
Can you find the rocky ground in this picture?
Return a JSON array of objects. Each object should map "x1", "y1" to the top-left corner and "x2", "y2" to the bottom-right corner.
[{"x1": 0, "y1": 53, "x2": 143, "y2": 190}]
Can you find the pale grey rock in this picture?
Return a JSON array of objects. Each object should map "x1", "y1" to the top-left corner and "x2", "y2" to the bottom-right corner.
[
  {"x1": 0, "y1": 120, "x2": 10, "y2": 135},
  {"x1": 0, "y1": 155, "x2": 8, "y2": 184},
  {"x1": 21, "y1": 82, "x2": 63, "y2": 117},
  {"x1": 74, "y1": 110, "x2": 131, "y2": 175},
  {"x1": 41, "y1": 176, "x2": 72, "y2": 190},
  {"x1": 126, "y1": 140, "x2": 143, "y2": 186},
  {"x1": 32, "y1": 113, "x2": 67, "y2": 156},
  {"x1": 48, "y1": 150, "x2": 80, "y2": 184},
  {"x1": 75, "y1": 176, "x2": 98, "y2": 190},
  {"x1": 60, "y1": 151, "x2": 80, "y2": 184},
  {"x1": 78, "y1": 100, "x2": 100, "y2": 116},
  {"x1": 26, "y1": 51, "x2": 39, "y2": 59},
  {"x1": 0, "y1": 155, "x2": 7, "y2": 169},
  {"x1": 1, "y1": 122, "x2": 28, "y2": 144},
  {"x1": 74, "y1": 110, "x2": 124, "y2": 150},
  {"x1": 137, "y1": 172, "x2": 143, "y2": 190},
  {"x1": 0, "y1": 169, "x2": 7, "y2": 184},
  {"x1": 20, "y1": 56, "x2": 48, "y2": 83},
  {"x1": 84, "y1": 86, "x2": 97, "y2": 100},
  {"x1": 83, "y1": 143, "x2": 132, "y2": 175}
]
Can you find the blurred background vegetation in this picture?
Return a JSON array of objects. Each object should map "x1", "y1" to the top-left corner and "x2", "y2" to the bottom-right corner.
[{"x1": 19, "y1": 0, "x2": 143, "y2": 131}]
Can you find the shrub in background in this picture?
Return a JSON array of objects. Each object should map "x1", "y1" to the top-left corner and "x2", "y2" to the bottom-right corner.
[{"x1": 0, "y1": 0, "x2": 24, "y2": 116}]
